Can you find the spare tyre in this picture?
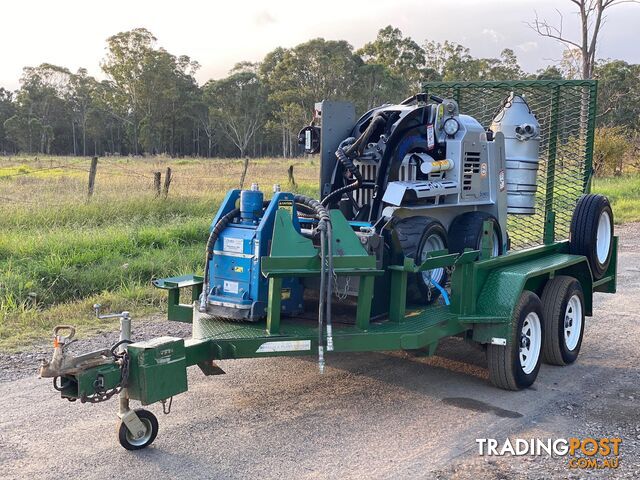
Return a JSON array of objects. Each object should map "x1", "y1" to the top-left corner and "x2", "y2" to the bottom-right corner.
[{"x1": 569, "y1": 194, "x2": 614, "y2": 280}]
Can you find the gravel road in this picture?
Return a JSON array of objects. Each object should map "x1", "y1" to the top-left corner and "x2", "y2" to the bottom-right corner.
[{"x1": 1, "y1": 224, "x2": 638, "y2": 479}]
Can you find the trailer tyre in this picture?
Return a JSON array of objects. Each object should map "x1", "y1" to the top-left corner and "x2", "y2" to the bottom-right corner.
[
  {"x1": 541, "y1": 276, "x2": 585, "y2": 366},
  {"x1": 570, "y1": 194, "x2": 613, "y2": 280},
  {"x1": 448, "y1": 211, "x2": 503, "y2": 257},
  {"x1": 487, "y1": 291, "x2": 543, "y2": 390},
  {"x1": 117, "y1": 409, "x2": 159, "y2": 450},
  {"x1": 394, "y1": 217, "x2": 449, "y2": 304}
]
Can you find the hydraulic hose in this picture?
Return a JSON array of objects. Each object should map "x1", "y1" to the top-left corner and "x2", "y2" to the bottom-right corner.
[
  {"x1": 200, "y1": 207, "x2": 240, "y2": 312},
  {"x1": 322, "y1": 114, "x2": 387, "y2": 208},
  {"x1": 326, "y1": 221, "x2": 334, "y2": 352},
  {"x1": 345, "y1": 114, "x2": 387, "y2": 157},
  {"x1": 321, "y1": 139, "x2": 361, "y2": 207},
  {"x1": 318, "y1": 223, "x2": 327, "y2": 373},
  {"x1": 294, "y1": 194, "x2": 332, "y2": 371}
]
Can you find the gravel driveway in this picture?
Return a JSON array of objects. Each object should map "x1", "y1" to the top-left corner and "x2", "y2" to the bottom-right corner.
[{"x1": 1, "y1": 224, "x2": 638, "y2": 479}]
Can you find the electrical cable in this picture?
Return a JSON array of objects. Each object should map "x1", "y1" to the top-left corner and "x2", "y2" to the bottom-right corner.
[{"x1": 199, "y1": 207, "x2": 240, "y2": 312}]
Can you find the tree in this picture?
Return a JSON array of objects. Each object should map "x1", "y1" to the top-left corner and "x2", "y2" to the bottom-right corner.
[
  {"x1": 0, "y1": 88, "x2": 16, "y2": 152},
  {"x1": 263, "y1": 39, "x2": 360, "y2": 156},
  {"x1": 593, "y1": 126, "x2": 631, "y2": 175},
  {"x1": 204, "y1": 71, "x2": 267, "y2": 158},
  {"x1": 102, "y1": 28, "x2": 157, "y2": 154},
  {"x1": 594, "y1": 60, "x2": 640, "y2": 130},
  {"x1": 101, "y1": 28, "x2": 201, "y2": 156},
  {"x1": 69, "y1": 68, "x2": 100, "y2": 155},
  {"x1": 6, "y1": 63, "x2": 73, "y2": 154},
  {"x1": 529, "y1": 0, "x2": 639, "y2": 79},
  {"x1": 535, "y1": 65, "x2": 565, "y2": 80},
  {"x1": 356, "y1": 62, "x2": 404, "y2": 110},
  {"x1": 424, "y1": 40, "x2": 479, "y2": 81},
  {"x1": 485, "y1": 49, "x2": 525, "y2": 80},
  {"x1": 358, "y1": 26, "x2": 425, "y2": 94}
]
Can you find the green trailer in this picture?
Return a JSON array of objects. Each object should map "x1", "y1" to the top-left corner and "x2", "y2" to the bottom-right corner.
[{"x1": 39, "y1": 80, "x2": 617, "y2": 450}]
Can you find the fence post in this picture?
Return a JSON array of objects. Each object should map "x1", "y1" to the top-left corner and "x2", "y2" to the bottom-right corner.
[
  {"x1": 163, "y1": 167, "x2": 172, "y2": 198},
  {"x1": 239, "y1": 157, "x2": 249, "y2": 190},
  {"x1": 154, "y1": 171, "x2": 162, "y2": 196},
  {"x1": 87, "y1": 156, "x2": 98, "y2": 200},
  {"x1": 288, "y1": 164, "x2": 297, "y2": 188}
]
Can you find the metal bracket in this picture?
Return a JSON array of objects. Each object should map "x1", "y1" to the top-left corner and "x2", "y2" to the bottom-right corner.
[
  {"x1": 197, "y1": 360, "x2": 226, "y2": 376},
  {"x1": 118, "y1": 409, "x2": 147, "y2": 439}
]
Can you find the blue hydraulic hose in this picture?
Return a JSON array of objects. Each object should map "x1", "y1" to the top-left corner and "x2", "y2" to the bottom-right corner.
[{"x1": 427, "y1": 278, "x2": 450, "y2": 305}]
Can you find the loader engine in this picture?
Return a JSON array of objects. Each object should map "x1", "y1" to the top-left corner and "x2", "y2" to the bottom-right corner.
[{"x1": 305, "y1": 93, "x2": 540, "y2": 225}]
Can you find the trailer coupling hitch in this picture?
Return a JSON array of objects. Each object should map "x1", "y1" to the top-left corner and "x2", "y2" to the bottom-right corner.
[{"x1": 38, "y1": 325, "x2": 115, "y2": 379}]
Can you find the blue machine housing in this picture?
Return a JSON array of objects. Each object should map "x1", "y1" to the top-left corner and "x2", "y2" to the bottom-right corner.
[{"x1": 206, "y1": 189, "x2": 304, "y2": 320}]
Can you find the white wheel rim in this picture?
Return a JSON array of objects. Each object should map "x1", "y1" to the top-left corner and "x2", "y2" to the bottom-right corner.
[
  {"x1": 596, "y1": 211, "x2": 611, "y2": 265},
  {"x1": 492, "y1": 230, "x2": 500, "y2": 257},
  {"x1": 421, "y1": 233, "x2": 445, "y2": 285},
  {"x1": 564, "y1": 294, "x2": 582, "y2": 351},
  {"x1": 125, "y1": 418, "x2": 153, "y2": 447},
  {"x1": 519, "y1": 312, "x2": 542, "y2": 374}
]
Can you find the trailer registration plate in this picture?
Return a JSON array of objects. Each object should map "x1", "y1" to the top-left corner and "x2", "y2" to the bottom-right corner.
[{"x1": 256, "y1": 340, "x2": 311, "y2": 353}]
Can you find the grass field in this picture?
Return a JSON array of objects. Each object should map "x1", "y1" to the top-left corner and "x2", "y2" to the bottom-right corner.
[
  {"x1": 1, "y1": 155, "x2": 639, "y2": 350},
  {"x1": 0, "y1": 155, "x2": 318, "y2": 349}
]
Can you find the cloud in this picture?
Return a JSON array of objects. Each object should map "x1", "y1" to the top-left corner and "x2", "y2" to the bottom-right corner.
[
  {"x1": 517, "y1": 41, "x2": 538, "y2": 53},
  {"x1": 254, "y1": 10, "x2": 276, "y2": 27},
  {"x1": 482, "y1": 28, "x2": 505, "y2": 43}
]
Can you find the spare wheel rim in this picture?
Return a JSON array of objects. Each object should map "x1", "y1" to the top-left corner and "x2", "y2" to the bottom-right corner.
[
  {"x1": 596, "y1": 210, "x2": 611, "y2": 265},
  {"x1": 519, "y1": 312, "x2": 541, "y2": 375}
]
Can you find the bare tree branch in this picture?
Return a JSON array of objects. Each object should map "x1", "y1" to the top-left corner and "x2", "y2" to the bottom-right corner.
[
  {"x1": 529, "y1": 0, "x2": 639, "y2": 79},
  {"x1": 526, "y1": 10, "x2": 582, "y2": 50}
]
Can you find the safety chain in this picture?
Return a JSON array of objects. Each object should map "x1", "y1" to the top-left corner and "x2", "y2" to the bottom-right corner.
[
  {"x1": 79, "y1": 351, "x2": 130, "y2": 404},
  {"x1": 161, "y1": 396, "x2": 173, "y2": 415},
  {"x1": 333, "y1": 270, "x2": 350, "y2": 301}
]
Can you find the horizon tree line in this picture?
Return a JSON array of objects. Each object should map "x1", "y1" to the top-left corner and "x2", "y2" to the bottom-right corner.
[{"x1": 0, "y1": 26, "x2": 638, "y2": 159}]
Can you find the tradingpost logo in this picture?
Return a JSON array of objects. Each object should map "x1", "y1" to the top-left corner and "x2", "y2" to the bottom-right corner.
[{"x1": 476, "y1": 437, "x2": 621, "y2": 470}]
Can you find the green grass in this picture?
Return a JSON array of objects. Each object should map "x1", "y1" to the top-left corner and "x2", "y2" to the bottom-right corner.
[
  {"x1": 0, "y1": 153, "x2": 637, "y2": 351},
  {"x1": 0, "y1": 155, "x2": 319, "y2": 350},
  {"x1": 0, "y1": 200, "x2": 211, "y2": 348},
  {"x1": 592, "y1": 175, "x2": 640, "y2": 224}
]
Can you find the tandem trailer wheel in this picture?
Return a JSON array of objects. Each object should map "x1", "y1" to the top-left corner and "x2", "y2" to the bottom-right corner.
[
  {"x1": 487, "y1": 291, "x2": 544, "y2": 390},
  {"x1": 541, "y1": 276, "x2": 585, "y2": 366},
  {"x1": 117, "y1": 408, "x2": 159, "y2": 450}
]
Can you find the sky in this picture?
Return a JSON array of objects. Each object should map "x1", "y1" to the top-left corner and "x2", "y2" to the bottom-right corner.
[{"x1": 1, "y1": 0, "x2": 639, "y2": 90}]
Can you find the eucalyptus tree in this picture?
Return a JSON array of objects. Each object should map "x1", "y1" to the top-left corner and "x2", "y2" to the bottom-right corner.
[{"x1": 204, "y1": 71, "x2": 267, "y2": 158}]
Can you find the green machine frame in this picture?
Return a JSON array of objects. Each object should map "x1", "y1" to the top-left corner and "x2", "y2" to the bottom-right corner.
[
  {"x1": 153, "y1": 230, "x2": 616, "y2": 372},
  {"x1": 56, "y1": 80, "x2": 617, "y2": 410}
]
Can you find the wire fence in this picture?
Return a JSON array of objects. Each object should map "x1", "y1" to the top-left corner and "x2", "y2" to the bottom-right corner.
[
  {"x1": 424, "y1": 80, "x2": 597, "y2": 250},
  {"x1": 0, "y1": 156, "x2": 311, "y2": 209}
]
